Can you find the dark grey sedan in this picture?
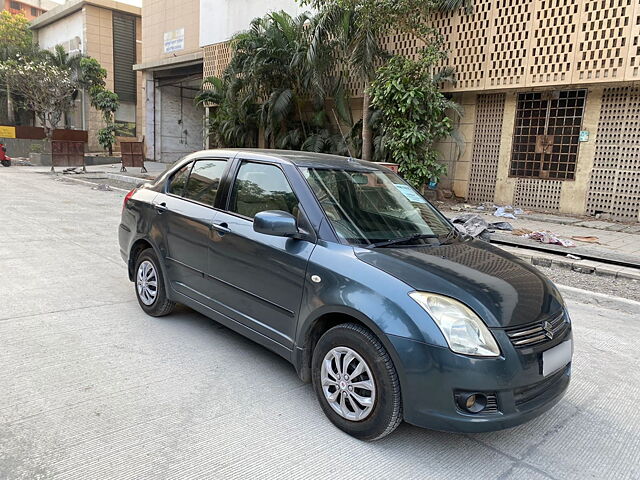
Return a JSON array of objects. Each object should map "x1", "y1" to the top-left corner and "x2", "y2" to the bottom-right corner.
[{"x1": 119, "y1": 149, "x2": 572, "y2": 440}]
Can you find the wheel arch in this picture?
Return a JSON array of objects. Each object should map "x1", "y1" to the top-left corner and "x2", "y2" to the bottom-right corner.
[{"x1": 294, "y1": 306, "x2": 404, "y2": 387}]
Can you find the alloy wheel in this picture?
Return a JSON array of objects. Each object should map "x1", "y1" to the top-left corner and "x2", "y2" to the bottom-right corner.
[
  {"x1": 320, "y1": 346, "x2": 376, "y2": 421},
  {"x1": 136, "y1": 260, "x2": 158, "y2": 306}
]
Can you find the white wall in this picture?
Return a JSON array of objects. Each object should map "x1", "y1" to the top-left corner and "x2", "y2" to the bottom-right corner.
[
  {"x1": 36, "y1": 10, "x2": 84, "y2": 53},
  {"x1": 199, "y1": 0, "x2": 309, "y2": 47}
]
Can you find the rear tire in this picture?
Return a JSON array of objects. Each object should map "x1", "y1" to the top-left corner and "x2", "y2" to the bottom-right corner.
[
  {"x1": 1, "y1": 160, "x2": 10, "y2": 167},
  {"x1": 312, "y1": 323, "x2": 402, "y2": 441},
  {"x1": 134, "y1": 248, "x2": 175, "y2": 317}
]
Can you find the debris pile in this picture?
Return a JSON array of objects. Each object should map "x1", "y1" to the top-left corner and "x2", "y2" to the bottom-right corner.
[
  {"x1": 571, "y1": 236, "x2": 600, "y2": 244},
  {"x1": 450, "y1": 202, "x2": 526, "y2": 219},
  {"x1": 92, "y1": 183, "x2": 113, "y2": 191},
  {"x1": 522, "y1": 231, "x2": 575, "y2": 247},
  {"x1": 62, "y1": 167, "x2": 85, "y2": 174},
  {"x1": 11, "y1": 157, "x2": 32, "y2": 166},
  {"x1": 494, "y1": 206, "x2": 524, "y2": 219},
  {"x1": 451, "y1": 213, "x2": 513, "y2": 241}
]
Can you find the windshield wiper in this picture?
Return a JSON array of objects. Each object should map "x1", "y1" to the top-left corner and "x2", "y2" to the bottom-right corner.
[
  {"x1": 366, "y1": 233, "x2": 438, "y2": 249},
  {"x1": 438, "y1": 228, "x2": 458, "y2": 245}
]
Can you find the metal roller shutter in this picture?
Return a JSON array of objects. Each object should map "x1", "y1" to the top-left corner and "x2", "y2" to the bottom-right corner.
[{"x1": 112, "y1": 13, "x2": 136, "y2": 103}]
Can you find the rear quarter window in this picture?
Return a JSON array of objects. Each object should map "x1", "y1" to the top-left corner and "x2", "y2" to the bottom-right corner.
[{"x1": 168, "y1": 163, "x2": 191, "y2": 196}]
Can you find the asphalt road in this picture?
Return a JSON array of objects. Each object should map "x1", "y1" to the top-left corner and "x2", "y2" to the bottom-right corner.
[{"x1": 1, "y1": 168, "x2": 639, "y2": 480}]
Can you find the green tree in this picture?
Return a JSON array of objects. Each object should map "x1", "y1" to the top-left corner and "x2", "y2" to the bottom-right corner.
[
  {"x1": 0, "y1": 11, "x2": 35, "y2": 124},
  {"x1": 205, "y1": 11, "x2": 352, "y2": 153},
  {"x1": 0, "y1": 59, "x2": 76, "y2": 152},
  {"x1": 301, "y1": 0, "x2": 472, "y2": 160},
  {"x1": 79, "y1": 57, "x2": 107, "y2": 92},
  {"x1": 77, "y1": 56, "x2": 119, "y2": 154},
  {"x1": 309, "y1": 3, "x2": 386, "y2": 160},
  {"x1": 369, "y1": 49, "x2": 460, "y2": 189},
  {"x1": 42, "y1": 45, "x2": 86, "y2": 127},
  {"x1": 90, "y1": 88, "x2": 119, "y2": 155}
]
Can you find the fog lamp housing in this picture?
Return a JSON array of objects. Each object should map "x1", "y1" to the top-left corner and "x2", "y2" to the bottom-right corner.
[{"x1": 456, "y1": 392, "x2": 489, "y2": 414}]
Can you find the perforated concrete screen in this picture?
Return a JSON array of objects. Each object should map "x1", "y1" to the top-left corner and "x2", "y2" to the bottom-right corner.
[
  {"x1": 468, "y1": 93, "x2": 506, "y2": 203},
  {"x1": 489, "y1": 0, "x2": 532, "y2": 88},
  {"x1": 426, "y1": 0, "x2": 640, "y2": 92},
  {"x1": 575, "y1": 0, "x2": 631, "y2": 82},
  {"x1": 587, "y1": 86, "x2": 640, "y2": 221},
  {"x1": 203, "y1": 42, "x2": 233, "y2": 79},
  {"x1": 514, "y1": 178, "x2": 563, "y2": 211},
  {"x1": 510, "y1": 90, "x2": 586, "y2": 180},
  {"x1": 204, "y1": 1, "x2": 640, "y2": 93}
]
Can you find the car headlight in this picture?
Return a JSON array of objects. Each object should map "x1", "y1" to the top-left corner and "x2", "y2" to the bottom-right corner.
[{"x1": 409, "y1": 292, "x2": 500, "y2": 357}]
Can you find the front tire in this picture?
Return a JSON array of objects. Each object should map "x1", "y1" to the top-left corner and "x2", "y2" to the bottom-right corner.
[
  {"x1": 1, "y1": 160, "x2": 10, "y2": 167},
  {"x1": 134, "y1": 248, "x2": 175, "y2": 316},
  {"x1": 312, "y1": 323, "x2": 402, "y2": 441}
]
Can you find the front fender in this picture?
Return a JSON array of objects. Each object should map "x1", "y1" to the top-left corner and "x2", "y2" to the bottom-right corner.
[{"x1": 296, "y1": 241, "x2": 449, "y2": 351}]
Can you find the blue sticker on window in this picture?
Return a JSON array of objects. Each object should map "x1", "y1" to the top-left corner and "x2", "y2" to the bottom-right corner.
[{"x1": 394, "y1": 184, "x2": 427, "y2": 203}]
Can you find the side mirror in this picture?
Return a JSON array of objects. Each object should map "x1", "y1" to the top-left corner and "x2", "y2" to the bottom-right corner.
[{"x1": 253, "y1": 210, "x2": 300, "y2": 238}]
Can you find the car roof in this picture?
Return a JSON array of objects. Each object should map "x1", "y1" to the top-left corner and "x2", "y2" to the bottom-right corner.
[{"x1": 191, "y1": 148, "x2": 384, "y2": 171}]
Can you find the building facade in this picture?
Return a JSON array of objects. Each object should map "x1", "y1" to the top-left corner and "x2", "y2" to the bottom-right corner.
[
  {"x1": 2, "y1": 0, "x2": 55, "y2": 21},
  {"x1": 201, "y1": 1, "x2": 640, "y2": 222},
  {"x1": 134, "y1": 0, "x2": 203, "y2": 163},
  {"x1": 31, "y1": 0, "x2": 142, "y2": 151},
  {"x1": 134, "y1": 0, "x2": 304, "y2": 163},
  {"x1": 407, "y1": 0, "x2": 640, "y2": 222}
]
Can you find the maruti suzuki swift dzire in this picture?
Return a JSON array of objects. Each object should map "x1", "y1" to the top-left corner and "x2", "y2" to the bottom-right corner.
[{"x1": 119, "y1": 149, "x2": 572, "y2": 440}]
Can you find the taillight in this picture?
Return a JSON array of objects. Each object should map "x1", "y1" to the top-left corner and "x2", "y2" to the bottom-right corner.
[{"x1": 123, "y1": 188, "x2": 136, "y2": 212}]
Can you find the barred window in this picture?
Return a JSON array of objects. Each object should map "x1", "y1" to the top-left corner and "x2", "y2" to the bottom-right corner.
[{"x1": 510, "y1": 90, "x2": 586, "y2": 180}]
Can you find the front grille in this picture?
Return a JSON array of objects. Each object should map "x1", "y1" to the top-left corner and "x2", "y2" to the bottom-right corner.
[
  {"x1": 514, "y1": 368, "x2": 567, "y2": 406},
  {"x1": 506, "y1": 312, "x2": 568, "y2": 348}
]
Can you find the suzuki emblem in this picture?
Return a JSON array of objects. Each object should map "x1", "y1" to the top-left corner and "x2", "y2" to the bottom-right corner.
[{"x1": 543, "y1": 321, "x2": 554, "y2": 339}]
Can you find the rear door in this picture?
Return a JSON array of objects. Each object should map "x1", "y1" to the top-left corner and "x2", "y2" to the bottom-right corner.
[
  {"x1": 204, "y1": 159, "x2": 316, "y2": 349},
  {"x1": 153, "y1": 157, "x2": 229, "y2": 300}
]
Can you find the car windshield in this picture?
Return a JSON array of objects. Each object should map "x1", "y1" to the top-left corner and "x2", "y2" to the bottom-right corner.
[{"x1": 300, "y1": 166, "x2": 454, "y2": 247}]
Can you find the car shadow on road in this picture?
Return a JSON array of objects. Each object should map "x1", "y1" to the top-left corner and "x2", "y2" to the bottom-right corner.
[{"x1": 143, "y1": 303, "x2": 578, "y2": 479}]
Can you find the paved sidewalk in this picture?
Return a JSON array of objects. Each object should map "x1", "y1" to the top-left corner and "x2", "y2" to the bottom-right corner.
[{"x1": 441, "y1": 206, "x2": 640, "y2": 262}]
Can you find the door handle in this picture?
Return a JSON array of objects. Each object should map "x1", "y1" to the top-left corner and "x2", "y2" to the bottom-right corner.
[
  {"x1": 211, "y1": 222, "x2": 231, "y2": 234},
  {"x1": 154, "y1": 202, "x2": 167, "y2": 214}
]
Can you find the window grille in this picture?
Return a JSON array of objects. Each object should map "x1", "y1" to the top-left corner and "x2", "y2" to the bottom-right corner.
[{"x1": 510, "y1": 90, "x2": 586, "y2": 180}]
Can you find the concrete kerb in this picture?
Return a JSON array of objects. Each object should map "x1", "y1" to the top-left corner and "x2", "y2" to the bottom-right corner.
[
  {"x1": 56, "y1": 175, "x2": 131, "y2": 193},
  {"x1": 557, "y1": 284, "x2": 640, "y2": 312},
  {"x1": 498, "y1": 244, "x2": 640, "y2": 282}
]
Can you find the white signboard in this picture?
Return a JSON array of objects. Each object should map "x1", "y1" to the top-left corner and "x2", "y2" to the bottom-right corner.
[{"x1": 164, "y1": 28, "x2": 185, "y2": 53}]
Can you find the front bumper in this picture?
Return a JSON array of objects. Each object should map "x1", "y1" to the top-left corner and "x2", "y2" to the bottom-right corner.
[{"x1": 387, "y1": 326, "x2": 572, "y2": 433}]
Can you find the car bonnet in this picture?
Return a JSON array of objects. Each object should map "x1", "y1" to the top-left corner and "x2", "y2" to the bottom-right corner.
[{"x1": 354, "y1": 239, "x2": 564, "y2": 328}]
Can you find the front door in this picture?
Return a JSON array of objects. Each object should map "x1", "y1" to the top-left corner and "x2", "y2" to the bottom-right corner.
[
  {"x1": 154, "y1": 158, "x2": 228, "y2": 299},
  {"x1": 205, "y1": 160, "x2": 316, "y2": 349}
]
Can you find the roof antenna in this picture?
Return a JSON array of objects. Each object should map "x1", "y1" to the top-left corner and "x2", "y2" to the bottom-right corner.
[{"x1": 331, "y1": 109, "x2": 355, "y2": 160}]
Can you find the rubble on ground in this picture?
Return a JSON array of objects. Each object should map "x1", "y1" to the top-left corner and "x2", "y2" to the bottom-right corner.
[
  {"x1": 450, "y1": 213, "x2": 513, "y2": 240},
  {"x1": 63, "y1": 167, "x2": 85, "y2": 174},
  {"x1": 571, "y1": 236, "x2": 600, "y2": 244},
  {"x1": 91, "y1": 183, "x2": 113, "y2": 191},
  {"x1": 449, "y1": 202, "x2": 526, "y2": 219},
  {"x1": 523, "y1": 231, "x2": 575, "y2": 247},
  {"x1": 10, "y1": 157, "x2": 33, "y2": 166}
]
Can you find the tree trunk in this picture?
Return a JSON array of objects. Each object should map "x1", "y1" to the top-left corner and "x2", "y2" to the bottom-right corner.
[
  {"x1": 361, "y1": 89, "x2": 372, "y2": 161},
  {"x1": 6, "y1": 83, "x2": 15, "y2": 125}
]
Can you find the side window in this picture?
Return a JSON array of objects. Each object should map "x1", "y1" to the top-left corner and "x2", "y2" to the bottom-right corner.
[
  {"x1": 229, "y1": 162, "x2": 299, "y2": 219},
  {"x1": 168, "y1": 163, "x2": 191, "y2": 196},
  {"x1": 183, "y1": 159, "x2": 227, "y2": 206}
]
